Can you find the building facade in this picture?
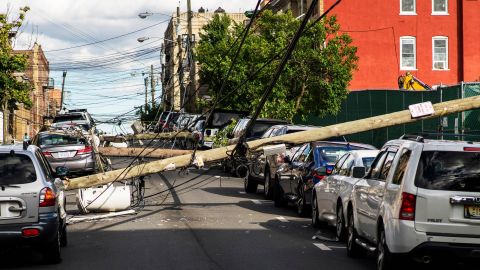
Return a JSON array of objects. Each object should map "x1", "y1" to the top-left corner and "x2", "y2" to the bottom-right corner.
[
  {"x1": 163, "y1": 7, "x2": 247, "y2": 112},
  {"x1": 11, "y1": 43, "x2": 55, "y2": 140},
  {"x1": 266, "y1": 0, "x2": 480, "y2": 90}
]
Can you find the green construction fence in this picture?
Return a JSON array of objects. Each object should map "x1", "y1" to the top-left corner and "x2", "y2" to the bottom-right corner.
[{"x1": 294, "y1": 82, "x2": 480, "y2": 148}]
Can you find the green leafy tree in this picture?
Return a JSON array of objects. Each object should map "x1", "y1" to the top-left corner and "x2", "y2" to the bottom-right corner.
[
  {"x1": 1, "y1": 7, "x2": 32, "y2": 141},
  {"x1": 196, "y1": 11, "x2": 358, "y2": 120},
  {"x1": 136, "y1": 102, "x2": 162, "y2": 125}
]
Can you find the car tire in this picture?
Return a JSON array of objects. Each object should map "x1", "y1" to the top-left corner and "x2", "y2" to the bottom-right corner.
[
  {"x1": 244, "y1": 175, "x2": 258, "y2": 193},
  {"x1": 336, "y1": 205, "x2": 346, "y2": 241},
  {"x1": 264, "y1": 169, "x2": 273, "y2": 200},
  {"x1": 274, "y1": 178, "x2": 286, "y2": 207},
  {"x1": 297, "y1": 183, "x2": 310, "y2": 217},
  {"x1": 60, "y1": 220, "x2": 68, "y2": 247},
  {"x1": 346, "y1": 209, "x2": 362, "y2": 258},
  {"x1": 377, "y1": 225, "x2": 397, "y2": 270},
  {"x1": 43, "y1": 227, "x2": 61, "y2": 264},
  {"x1": 311, "y1": 195, "x2": 321, "y2": 228}
]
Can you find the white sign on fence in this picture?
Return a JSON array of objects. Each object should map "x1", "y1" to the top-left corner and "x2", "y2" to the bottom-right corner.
[{"x1": 409, "y1": 101, "x2": 434, "y2": 118}]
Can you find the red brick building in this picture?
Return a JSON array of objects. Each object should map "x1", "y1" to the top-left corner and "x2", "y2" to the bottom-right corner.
[
  {"x1": 323, "y1": 0, "x2": 480, "y2": 90},
  {"x1": 266, "y1": 0, "x2": 480, "y2": 90}
]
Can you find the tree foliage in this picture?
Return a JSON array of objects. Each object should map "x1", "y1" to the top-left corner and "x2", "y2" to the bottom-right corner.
[
  {"x1": 196, "y1": 11, "x2": 358, "y2": 120},
  {"x1": 136, "y1": 102, "x2": 162, "y2": 124},
  {"x1": 0, "y1": 6, "x2": 32, "y2": 111}
]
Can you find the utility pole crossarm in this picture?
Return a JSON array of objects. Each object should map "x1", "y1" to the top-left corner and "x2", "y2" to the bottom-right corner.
[{"x1": 65, "y1": 95, "x2": 480, "y2": 190}]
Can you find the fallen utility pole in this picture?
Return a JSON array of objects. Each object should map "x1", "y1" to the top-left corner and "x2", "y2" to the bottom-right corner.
[
  {"x1": 99, "y1": 147, "x2": 193, "y2": 158},
  {"x1": 100, "y1": 131, "x2": 192, "y2": 142},
  {"x1": 65, "y1": 95, "x2": 480, "y2": 190}
]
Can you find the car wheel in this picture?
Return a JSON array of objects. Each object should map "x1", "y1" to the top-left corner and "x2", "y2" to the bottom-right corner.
[
  {"x1": 274, "y1": 178, "x2": 286, "y2": 207},
  {"x1": 297, "y1": 183, "x2": 310, "y2": 217},
  {"x1": 60, "y1": 220, "x2": 68, "y2": 247},
  {"x1": 43, "y1": 226, "x2": 61, "y2": 264},
  {"x1": 377, "y1": 225, "x2": 397, "y2": 270},
  {"x1": 311, "y1": 195, "x2": 321, "y2": 228},
  {"x1": 336, "y1": 205, "x2": 346, "y2": 241},
  {"x1": 244, "y1": 175, "x2": 258, "y2": 193},
  {"x1": 264, "y1": 169, "x2": 273, "y2": 200},
  {"x1": 346, "y1": 209, "x2": 362, "y2": 258}
]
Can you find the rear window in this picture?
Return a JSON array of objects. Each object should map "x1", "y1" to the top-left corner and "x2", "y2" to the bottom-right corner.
[
  {"x1": 415, "y1": 151, "x2": 480, "y2": 191},
  {"x1": 39, "y1": 134, "x2": 87, "y2": 146},
  {"x1": 53, "y1": 114, "x2": 85, "y2": 122},
  {"x1": 248, "y1": 123, "x2": 276, "y2": 138},
  {"x1": 0, "y1": 153, "x2": 37, "y2": 185},
  {"x1": 318, "y1": 147, "x2": 349, "y2": 163}
]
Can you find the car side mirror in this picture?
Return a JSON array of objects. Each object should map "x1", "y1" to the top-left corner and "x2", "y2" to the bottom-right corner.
[
  {"x1": 55, "y1": 166, "x2": 69, "y2": 177},
  {"x1": 352, "y1": 166, "x2": 366, "y2": 178},
  {"x1": 283, "y1": 155, "x2": 292, "y2": 164}
]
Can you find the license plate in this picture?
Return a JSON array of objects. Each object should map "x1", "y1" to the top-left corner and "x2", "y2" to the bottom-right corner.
[
  {"x1": 57, "y1": 151, "x2": 72, "y2": 158},
  {"x1": 465, "y1": 205, "x2": 480, "y2": 219}
]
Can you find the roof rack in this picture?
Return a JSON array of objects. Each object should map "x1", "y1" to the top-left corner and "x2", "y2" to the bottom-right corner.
[
  {"x1": 399, "y1": 134, "x2": 424, "y2": 142},
  {"x1": 68, "y1": 109, "x2": 87, "y2": 113}
]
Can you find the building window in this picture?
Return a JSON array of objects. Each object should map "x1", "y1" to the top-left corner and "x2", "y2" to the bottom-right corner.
[
  {"x1": 400, "y1": 37, "x2": 416, "y2": 70},
  {"x1": 400, "y1": 0, "x2": 416, "y2": 15},
  {"x1": 432, "y1": 0, "x2": 448, "y2": 14},
  {"x1": 433, "y1": 36, "x2": 448, "y2": 70}
]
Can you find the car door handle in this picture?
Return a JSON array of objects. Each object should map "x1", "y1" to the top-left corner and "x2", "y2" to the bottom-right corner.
[
  {"x1": 377, "y1": 193, "x2": 384, "y2": 198},
  {"x1": 8, "y1": 206, "x2": 26, "y2": 212}
]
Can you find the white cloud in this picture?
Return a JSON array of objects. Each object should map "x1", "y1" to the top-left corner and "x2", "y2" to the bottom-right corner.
[{"x1": 2, "y1": 0, "x2": 259, "y2": 133}]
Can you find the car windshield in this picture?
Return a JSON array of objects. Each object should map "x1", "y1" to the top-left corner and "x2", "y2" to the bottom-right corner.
[
  {"x1": 39, "y1": 134, "x2": 87, "y2": 146},
  {"x1": 362, "y1": 157, "x2": 376, "y2": 169},
  {"x1": 0, "y1": 153, "x2": 37, "y2": 185},
  {"x1": 415, "y1": 151, "x2": 480, "y2": 192},
  {"x1": 53, "y1": 114, "x2": 85, "y2": 122}
]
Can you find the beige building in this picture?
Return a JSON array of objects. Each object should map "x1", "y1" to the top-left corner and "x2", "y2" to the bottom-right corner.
[
  {"x1": 261, "y1": 0, "x2": 324, "y2": 19},
  {"x1": 163, "y1": 7, "x2": 247, "y2": 112}
]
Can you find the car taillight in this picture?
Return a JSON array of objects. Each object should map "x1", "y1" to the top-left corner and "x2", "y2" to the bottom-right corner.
[
  {"x1": 42, "y1": 151, "x2": 52, "y2": 157},
  {"x1": 76, "y1": 146, "x2": 92, "y2": 155},
  {"x1": 464, "y1": 147, "x2": 480, "y2": 152},
  {"x1": 39, "y1": 187, "x2": 56, "y2": 207},
  {"x1": 312, "y1": 172, "x2": 325, "y2": 184},
  {"x1": 22, "y1": 228, "x2": 40, "y2": 237},
  {"x1": 399, "y1": 192, "x2": 416, "y2": 220}
]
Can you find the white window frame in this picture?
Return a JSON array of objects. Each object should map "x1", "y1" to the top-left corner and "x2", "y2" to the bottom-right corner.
[
  {"x1": 400, "y1": 0, "x2": 416, "y2": 15},
  {"x1": 400, "y1": 36, "x2": 416, "y2": 70},
  {"x1": 432, "y1": 36, "x2": 449, "y2": 70},
  {"x1": 432, "y1": 0, "x2": 449, "y2": 15}
]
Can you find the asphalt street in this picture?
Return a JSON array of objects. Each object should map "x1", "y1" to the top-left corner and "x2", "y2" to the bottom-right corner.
[{"x1": 0, "y1": 159, "x2": 466, "y2": 270}]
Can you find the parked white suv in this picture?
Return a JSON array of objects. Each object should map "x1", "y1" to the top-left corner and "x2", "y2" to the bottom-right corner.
[{"x1": 346, "y1": 135, "x2": 480, "y2": 270}]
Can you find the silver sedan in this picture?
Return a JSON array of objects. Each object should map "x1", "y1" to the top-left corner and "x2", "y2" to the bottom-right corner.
[{"x1": 311, "y1": 149, "x2": 379, "y2": 240}]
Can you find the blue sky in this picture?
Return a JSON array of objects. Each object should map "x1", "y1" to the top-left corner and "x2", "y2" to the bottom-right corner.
[{"x1": 3, "y1": 0, "x2": 258, "y2": 134}]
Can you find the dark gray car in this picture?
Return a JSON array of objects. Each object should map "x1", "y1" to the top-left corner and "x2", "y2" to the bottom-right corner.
[
  {"x1": 33, "y1": 131, "x2": 96, "y2": 176},
  {"x1": 0, "y1": 144, "x2": 67, "y2": 263}
]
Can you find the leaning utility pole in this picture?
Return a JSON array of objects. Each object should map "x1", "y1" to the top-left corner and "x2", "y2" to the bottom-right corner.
[
  {"x1": 59, "y1": 71, "x2": 67, "y2": 112},
  {"x1": 2, "y1": 96, "x2": 8, "y2": 144},
  {"x1": 150, "y1": 64, "x2": 155, "y2": 108},
  {"x1": 187, "y1": 0, "x2": 196, "y2": 112}
]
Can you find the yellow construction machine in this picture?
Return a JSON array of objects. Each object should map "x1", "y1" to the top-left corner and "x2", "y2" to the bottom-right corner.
[{"x1": 398, "y1": 72, "x2": 432, "y2": 91}]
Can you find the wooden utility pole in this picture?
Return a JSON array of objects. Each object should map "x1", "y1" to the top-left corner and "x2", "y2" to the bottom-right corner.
[
  {"x1": 144, "y1": 77, "x2": 148, "y2": 109},
  {"x1": 65, "y1": 95, "x2": 480, "y2": 190},
  {"x1": 150, "y1": 64, "x2": 155, "y2": 108},
  {"x1": 59, "y1": 71, "x2": 67, "y2": 111},
  {"x1": 98, "y1": 147, "x2": 192, "y2": 158},
  {"x1": 187, "y1": 0, "x2": 196, "y2": 112}
]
